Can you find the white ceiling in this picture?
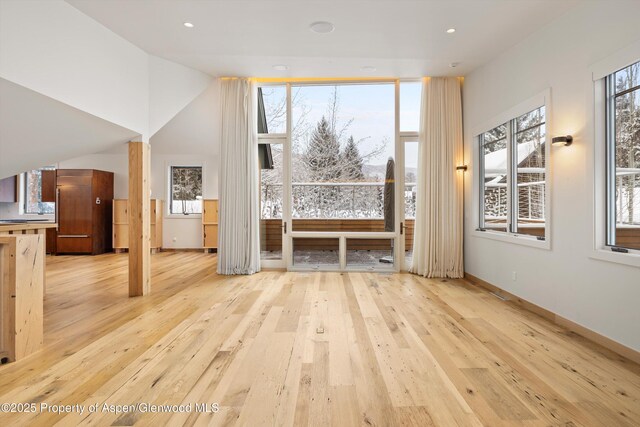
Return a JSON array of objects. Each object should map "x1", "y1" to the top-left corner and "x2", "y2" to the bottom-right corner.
[{"x1": 67, "y1": 0, "x2": 580, "y2": 78}]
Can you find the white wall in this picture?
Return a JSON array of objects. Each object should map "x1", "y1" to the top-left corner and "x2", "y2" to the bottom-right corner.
[
  {"x1": 0, "y1": 0, "x2": 149, "y2": 136},
  {"x1": 0, "y1": 79, "x2": 221, "y2": 249},
  {"x1": 150, "y1": 79, "x2": 220, "y2": 248},
  {"x1": 463, "y1": 1, "x2": 640, "y2": 351},
  {"x1": 150, "y1": 80, "x2": 220, "y2": 155},
  {"x1": 0, "y1": 1, "x2": 213, "y2": 178},
  {"x1": 152, "y1": 154, "x2": 218, "y2": 249},
  {"x1": 149, "y1": 56, "x2": 212, "y2": 137}
]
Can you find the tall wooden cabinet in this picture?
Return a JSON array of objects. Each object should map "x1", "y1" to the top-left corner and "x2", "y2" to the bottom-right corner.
[
  {"x1": 112, "y1": 199, "x2": 163, "y2": 252},
  {"x1": 202, "y1": 199, "x2": 218, "y2": 253},
  {"x1": 42, "y1": 169, "x2": 114, "y2": 255}
]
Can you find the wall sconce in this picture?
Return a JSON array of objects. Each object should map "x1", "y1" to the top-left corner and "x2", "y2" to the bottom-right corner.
[
  {"x1": 456, "y1": 165, "x2": 468, "y2": 171},
  {"x1": 552, "y1": 135, "x2": 573, "y2": 146}
]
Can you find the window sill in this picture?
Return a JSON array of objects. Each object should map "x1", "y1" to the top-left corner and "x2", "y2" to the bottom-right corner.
[
  {"x1": 18, "y1": 213, "x2": 55, "y2": 219},
  {"x1": 472, "y1": 229, "x2": 551, "y2": 250},
  {"x1": 165, "y1": 214, "x2": 202, "y2": 220},
  {"x1": 589, "y1": 248, "x2": 640, "y2": 269}
]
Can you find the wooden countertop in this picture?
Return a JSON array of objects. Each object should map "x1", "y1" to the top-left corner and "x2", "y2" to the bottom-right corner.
[{"x1": 0, "y1": 222, "x2": 57, "y2": 232}]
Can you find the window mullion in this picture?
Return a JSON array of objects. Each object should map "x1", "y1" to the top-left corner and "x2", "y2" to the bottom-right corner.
[
  {"x1": 479, "y1": 135, "x2": 485, "y2": 229},
  {"x1": 507, "y1": 120, "x2": 516, "y2": 234},
  {"x1": 605, "y1": 74, "x2": 617, "y2": 246}
]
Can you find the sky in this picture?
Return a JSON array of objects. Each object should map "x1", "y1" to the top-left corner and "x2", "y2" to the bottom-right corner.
[{"x1": 262, "y1": 82, "x2": 421, "y2": 170}]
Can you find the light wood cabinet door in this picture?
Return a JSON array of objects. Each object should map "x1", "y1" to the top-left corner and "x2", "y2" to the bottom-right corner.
[
  {"x1": 203, "y1": 224, "x2": 218, "y2": 248},
  {"x1": 203, "y1": 200, "x2": 218, "y2": 223},
  {"x1": 113, "y1": 224, "x2": 129, "y2": 248},
  {"x1": 113, "y1": 200, "x2": 128, "y2": 224}
]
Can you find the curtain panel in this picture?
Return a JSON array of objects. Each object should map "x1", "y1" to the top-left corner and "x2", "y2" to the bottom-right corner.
[
  {"x1": 217, "y1": 78, "x2": 261, "y2": 275},
  {"x1": 411, "y1": 77, "x2": 464, "y2": 278}
]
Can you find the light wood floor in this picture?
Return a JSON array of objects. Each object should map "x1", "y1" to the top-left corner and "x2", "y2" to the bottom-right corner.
[{"x1": 0, "y1": 252, "x2": 639, "y2": 426}]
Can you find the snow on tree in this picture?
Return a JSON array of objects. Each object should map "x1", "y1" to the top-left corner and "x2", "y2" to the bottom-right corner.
[
  {"x1": 341, "y1": 135, "x2": 365, "y2": 181},
  {"x1": 614, "y1": 62, "x2": 640, "y2": 224},
  {"x1": 260, "y1": 85, "x2": 391, "y2": 219},
  {"x1": 305, "y1": 116, "x2": 341, "y2": 182},
  {"x1": 171, "y1": 167, "x2": 202, "y2": 214}
]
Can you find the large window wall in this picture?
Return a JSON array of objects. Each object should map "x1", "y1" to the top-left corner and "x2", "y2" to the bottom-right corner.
[{"x1": 258, "y1": 80, "x2": 422, "y2": 270}]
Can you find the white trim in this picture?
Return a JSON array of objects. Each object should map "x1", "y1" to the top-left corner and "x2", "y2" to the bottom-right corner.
[
  {"x1": 399, "y1": 131, "x2": 419, "y2": 140},
  {"x1": 471, "y1": 88, "x2": 552, "y2": 250},
  {"x1": 260, "y1": 259, "x2": 285, "y2": 269},
  {"x1": 588, "y1": 57, "x2": 640, "y2": 268},
  {"x1": 590, "y1": 77, "x2": 608, "y2": 254},
  {"x1": 394, "y1": 80, "x2": 402, "y2": 272},
  {"x1": 589, "y1": 249, "x2": 640, "y2": 268},
  {"x1": 290, "y1": 231, "x2": 396, "y2": 239},
  {"x1": 471, "y1": 90, "x2": 549, "y2": 138},
  {"x1": 471, "y1": 229, "x2": 550, "y2": 250},
  {"x1": 591, "y1": 39, "x2": 640, "y2": 81},
  {"x1": 257, "y1": 134, "x2": 286, "y2": 143}
]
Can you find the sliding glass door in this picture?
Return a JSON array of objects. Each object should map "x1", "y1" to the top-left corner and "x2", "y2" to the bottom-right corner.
[{"x1": 258, "y1": 80, "x2": 422, "y2": 272}]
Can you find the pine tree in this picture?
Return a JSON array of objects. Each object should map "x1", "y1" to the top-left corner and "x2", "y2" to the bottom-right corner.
[
  {"x1": 305, "y1": 116, "x2": 341, "y2": 182},
  {"x1": 341, "y1": 136, "x2": 364, "y2": 181}
]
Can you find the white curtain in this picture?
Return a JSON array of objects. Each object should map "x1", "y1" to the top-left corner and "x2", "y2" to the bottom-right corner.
[
  {"x1": 411, "y1": 77, "x2": 464, "y2": 278},
  {"x1": 217, "y1": 78, "x2": 261, "y2": 275}
]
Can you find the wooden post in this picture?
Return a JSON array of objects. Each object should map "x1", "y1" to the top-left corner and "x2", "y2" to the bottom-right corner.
[
  {"x1": 0, "y1": 234, "x2": 44, "y2": 362},
  {"x1": 128, "y1": 141, "x2": 151, "y2": 296}
]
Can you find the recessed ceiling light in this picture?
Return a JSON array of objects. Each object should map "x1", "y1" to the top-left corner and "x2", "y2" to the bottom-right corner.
[
  {"x1": 273, "y1": 64, "x2": 289, "y2": 71},
  {"x1": 449, "y1": 62, "x2": 460, "y2": 68},
  {"x1": 361, "y1": 66, "x2": 377, "y2": 72},
  {"x1": 446, "y1": 28, "x2": 456, "y2": 34},
  {"x1": 183, "y1": 22, "x2": 194, "y2": 28},
  {"x1": 310, "y1": 21, "x2": 335, "y2": 34}
]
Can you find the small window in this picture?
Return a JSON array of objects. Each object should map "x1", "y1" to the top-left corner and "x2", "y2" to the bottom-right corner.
[
  {"x1": 169, "y1": 166, "x2": 202, "y2": 215},
  {"x1": 606, "y1": 60, "x2": 640, "y2": 251},
  {"x1": 478, "y1": 107, "x2": 547, "y2": 239},
  {"x1": 480, "y1": 123, "x2": 508, "y2": 232},
  {"x1": 23, "y1": 167, "x2": 55, "y2": 215}
]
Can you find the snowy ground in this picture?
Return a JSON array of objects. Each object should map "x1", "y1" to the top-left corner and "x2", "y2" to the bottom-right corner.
[{"x1": 260, "y1": 250, "x2": 414, "y2": 269}]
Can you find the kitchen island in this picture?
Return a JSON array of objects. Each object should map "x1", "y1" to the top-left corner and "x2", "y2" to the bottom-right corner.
[{"x1": 0, "y1": 221, "x2": 56, "y2": 363}]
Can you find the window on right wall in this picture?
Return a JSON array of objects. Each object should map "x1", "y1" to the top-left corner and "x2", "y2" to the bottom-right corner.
[
  {"x1": 606, "y1": 60, "x2": 640, "y2": 251},
  {"x1": 479, "y1": 106, "x2": 547, "y2": 239}
]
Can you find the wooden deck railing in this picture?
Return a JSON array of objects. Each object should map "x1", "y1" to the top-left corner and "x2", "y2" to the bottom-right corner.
[{"x1": 262, "y1": 219, "x2": 640, "y2": 251}]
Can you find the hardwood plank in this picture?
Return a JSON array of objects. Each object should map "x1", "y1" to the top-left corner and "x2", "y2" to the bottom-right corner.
[{"x1": 0, "y1": 253, "x2": 637, "y2": 427}]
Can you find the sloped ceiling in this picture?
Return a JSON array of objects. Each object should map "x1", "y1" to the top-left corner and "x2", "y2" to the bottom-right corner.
[{"x1": 0, "y1": 78, "x2": 138, "y2": 179}]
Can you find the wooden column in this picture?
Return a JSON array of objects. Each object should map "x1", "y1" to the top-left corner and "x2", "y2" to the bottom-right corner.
[
  {"x1": 0, "y1": 234, "x2": 44, "y2": 362},
  {"x1": 128, "y1": 141, "x2": 151, "y2": 296}
]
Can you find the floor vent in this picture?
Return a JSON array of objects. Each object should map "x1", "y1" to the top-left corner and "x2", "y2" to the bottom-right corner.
[{"x1": 490, "y1": 291, "x2": 508, "y2": 301}]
